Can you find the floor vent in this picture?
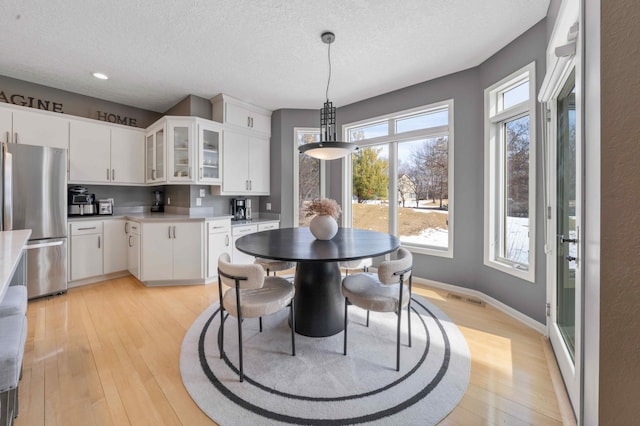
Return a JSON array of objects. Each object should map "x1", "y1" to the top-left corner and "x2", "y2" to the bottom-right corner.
[{"x1": 447, "y1": 293, "x2": 486, "y2": 307}]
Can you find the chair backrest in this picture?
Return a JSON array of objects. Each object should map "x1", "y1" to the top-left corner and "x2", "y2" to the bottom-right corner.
[
  {"x1": 377, "y1": 248, "x2": 413, "y2": 285},
  {"x1": 218, "y1": 252, "x2": 265, "y2": 289},
  {"x1": 340, "y1": 257, "x2": 373, "y2": 270}
]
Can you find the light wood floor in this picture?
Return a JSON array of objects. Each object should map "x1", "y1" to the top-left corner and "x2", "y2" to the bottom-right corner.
[{"x1": 16, "y1": 275, "x2": 569, "y2": 425}]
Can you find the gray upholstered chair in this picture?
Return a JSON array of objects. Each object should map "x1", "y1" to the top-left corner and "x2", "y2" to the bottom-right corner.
[
  {"x1": 254, "y1": 257, "x2": 295, "y2": 276},
  {"x1": 0, "y1": 313, "x2": 27, "y2": 426},
  {"x1": 341, "y1": 247, "x2": 413, "y2": 371},
  {"x1": 217, "y1": 253, "x2": 296, "y2": 382},
  {"x1": 340, "y1": 258, "x2": 372, "y2": 276}
]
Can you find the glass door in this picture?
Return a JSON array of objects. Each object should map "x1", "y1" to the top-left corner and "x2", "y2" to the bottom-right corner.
[
  {"x1": 548, "y1": 69, "x2": 582, "y2": 413},
  {"x1": 198, "y1": 122, "x2": 221, "y2": 183},
  {"x1": 168, "y1": 120, "x2": 193, "y2": 182}
]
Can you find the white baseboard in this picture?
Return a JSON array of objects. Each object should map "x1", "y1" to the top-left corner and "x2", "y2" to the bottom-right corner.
[{"x1": 412, "y1": 276, "x2": 547, "y2": 335}]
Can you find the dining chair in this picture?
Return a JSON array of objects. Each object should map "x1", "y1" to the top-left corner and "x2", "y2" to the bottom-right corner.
[
  {"x1": 254, "y1": 257, "x2": 296, "y2": 276},
  {"x1": 341, "y1": 248, "x2": 413, "y2": 371},
  {"x1": 339, "y1": 258, "x2": 372, "y2": 276},
  {"x1": 217, "y1": 253, "x2": 296, "y2": 382}
]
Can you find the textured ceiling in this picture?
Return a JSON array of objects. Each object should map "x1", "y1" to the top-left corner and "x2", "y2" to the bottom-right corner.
[{"x1": 0, "y1": 0, "x2": 550, "y2": 113}]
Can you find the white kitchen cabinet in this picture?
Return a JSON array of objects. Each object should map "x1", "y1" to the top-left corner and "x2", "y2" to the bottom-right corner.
[
  {"x1": 218, "y1": 130, "x2": 270, "y2": 195},
  {"x1": 167, "y1": 118, "x2": 196, "y2": 183},
  {"x1": 258, "y1": 222, "x2": 280, "y2": 232},
  {"x1": 146, "y1": 121, "x2": 166, "y2": 183},
  {"x1": 231, "y1": 223, "x2": 258, "y2": 264},
  {"x1": 125, "y1": 221, "x2": 141, "y2": 279},
  {"x1": 70, "y1": 221, "x2": 104, "y2": 281},
  {"x1": 69, "y1": 119, "x2": 144, "y2": 184},
  {"x1": 140, "y1": 222, "x2": 203, "y2": 281},
  {"x1": 211, "y1": 94, "x2": 271, "y2": 136},
  {"x1": 207, "y1": 219, "x2": 231, "y2": 277},
  {"x1": 103, "y1": 219, "x2": 128, "y2": 274},
  {"x1": 0, "y1": 103, "x2": 69, "y2": 149},
  {"x1": 197, "y1": 120, "x2": 222, "y2": 184}
]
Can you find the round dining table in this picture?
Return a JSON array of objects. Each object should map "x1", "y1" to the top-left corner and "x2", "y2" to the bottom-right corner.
[{"x1": 235, "y1": 227, "x2": 400, "y2": 337}]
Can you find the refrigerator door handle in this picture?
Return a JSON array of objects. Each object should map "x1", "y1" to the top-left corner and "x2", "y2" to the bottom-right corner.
[
  {"x1": 26, "y1": 240, "x2": 64, "y2": 250},
  {"x1": 3, "y1": 149, "x2": 13, "y2": 231}
]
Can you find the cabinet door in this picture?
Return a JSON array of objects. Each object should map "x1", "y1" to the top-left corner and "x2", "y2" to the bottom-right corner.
[
  {"x1": 249, "y1": 111, "x2": 271, "y2": 135},
  {"x1": 0, "y1": 107, "x2": 11, "y2": 142},
  {"x1": 69, "y1": 120, "x2": 111, "y2": 183},
  {"x1": 225, "y1": 101, "x2": 252, "y2": 129},
  {"x1": 248, "y1": 136, "x2": 270, "y2": 194},
  {"x1": 208, "y1": 231, "x2": 231, "y2": 277},
  {"x1": 140, "y1": 223, "x2": 173, "y2": 281},
  {"x1": 172, "y1": 222, "x2": 203, "y2": 280},
  {"x1": 111, "y1": 127, "x2": 145, "y2": 184},
  {"x1": 70, "y1": 234, "x2": 103, "y2": 281},
  {"x1": 222, "y1": 130, "x2": 250, "y2": 193},
  {"x1": 103, "y1": 220, "x2": 128, "y2": 274},
  {"x1": 12, "y1": 108, "x2": 69, "y2": 149},
  {"x1": 198, "y1": 121, "x2": 222, "y2": 183},
  {"x1": 167, "y1": 119, "x2": 195, "y2": 182},
  {"x1": 127, "y1": 232, "x2": 140, "y2": 280},
  {"x1": 146, "y1": 124, "x2": 166, "y2": 183}
]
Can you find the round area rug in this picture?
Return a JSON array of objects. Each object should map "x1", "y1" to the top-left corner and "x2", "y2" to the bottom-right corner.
[{"x1": 180, "y1": 295, "x2": 470, "y2": 425}]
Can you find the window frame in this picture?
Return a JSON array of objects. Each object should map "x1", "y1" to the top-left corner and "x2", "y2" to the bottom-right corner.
[
  {"x1": 484, "y1": 62, "x2": 536, "y2": 282},
  {"x1": 293, "y1": 127, "x2": 325, "y2": 227},
  {"x1": 342, "y1": 100, "x2": 454, "y2": 258}
]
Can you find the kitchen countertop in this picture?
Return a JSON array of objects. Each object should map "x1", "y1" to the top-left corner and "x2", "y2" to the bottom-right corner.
[
  {"x1": 0, "y1": 229, "x2": 31, "y2": 302},
  {"x1": 67, "y1": 214, "x2": 279, "y2": 225}
]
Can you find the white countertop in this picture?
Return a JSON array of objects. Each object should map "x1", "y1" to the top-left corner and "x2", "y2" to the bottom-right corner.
[
  {"x1": 68, "y1": 214, "x2": 279, "y2": 225},
  {"x1": 0, "y1": 229, "x2": 31, "y2": 302}
]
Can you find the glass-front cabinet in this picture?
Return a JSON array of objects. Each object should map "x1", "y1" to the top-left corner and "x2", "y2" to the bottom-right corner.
[
  {"x1": 145, "y1": 122, "x2": 165, "y2": 183},
  {"x1": 167, "y1": 118, "x2": 195, "y2": 182},
  {"x1": 197, "y1": 120, "x2": 222, "y2": 184}
]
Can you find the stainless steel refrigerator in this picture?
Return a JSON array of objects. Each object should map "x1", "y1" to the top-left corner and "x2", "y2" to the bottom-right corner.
[{"x1": 1, "y1": 142, "x2": 68, "y2": 299}]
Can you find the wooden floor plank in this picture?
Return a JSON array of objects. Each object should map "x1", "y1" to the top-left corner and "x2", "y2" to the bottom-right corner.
[{"x1": 14, "y1": 276, "x2": 567, "y2": 425}]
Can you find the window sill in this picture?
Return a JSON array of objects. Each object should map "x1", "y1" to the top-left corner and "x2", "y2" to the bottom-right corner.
[
  {"x1": 402, "y1": 243, "x2": 453, "y2": 259},
  {"x1": 484, "y1": 258, "x2": 535, "y2": 282}
]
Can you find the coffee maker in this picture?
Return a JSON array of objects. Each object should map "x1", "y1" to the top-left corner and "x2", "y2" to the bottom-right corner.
[
  {"x1": 230, "y1": 198, "x2": 247, "y2": 221},
  {"x1": 151, "y1": 190, "x2": 164, "y2": 212}
]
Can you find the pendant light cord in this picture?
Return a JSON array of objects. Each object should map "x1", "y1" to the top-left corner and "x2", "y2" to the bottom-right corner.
[{"x1": 326, "y1": 42, "x2": 332, "y2": 102}]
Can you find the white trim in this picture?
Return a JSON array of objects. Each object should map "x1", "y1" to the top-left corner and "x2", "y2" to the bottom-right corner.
[
  {"x1": 484, "y1": 62, "x2": 536, "y2": 282},
  {"x1": 413, "y1": 276, "x2": 546, "y2": 335}
]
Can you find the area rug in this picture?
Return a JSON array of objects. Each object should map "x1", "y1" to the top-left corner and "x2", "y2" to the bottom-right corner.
[{"x1": 180, "y1": 295, "x2": 470, "y2": 425}]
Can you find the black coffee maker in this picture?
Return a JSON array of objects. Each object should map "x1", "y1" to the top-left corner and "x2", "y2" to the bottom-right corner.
[
  {"x1": 230, "y1": 198, "x2": 247, "y2": 221},
  {"x1": 151, "y1": 190, "x2": 164, "y2": 212}
]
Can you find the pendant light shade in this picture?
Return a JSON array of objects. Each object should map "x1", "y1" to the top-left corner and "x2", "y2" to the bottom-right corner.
[{"x1": 299, "y1": 32, "x2": 357, "y2": 160}]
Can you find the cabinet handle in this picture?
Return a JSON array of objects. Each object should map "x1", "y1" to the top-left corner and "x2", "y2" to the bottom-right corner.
[
  {"x1": 14, "y1": 133, "x2": 18, "y2": 144},
  {"x1": 128, "y1": 235, "x2": 133, "y2": 248},
  {"x1": 152, "y1": 169, "x2": 156, "y2": 180},
  {"x1": 188, "y1": 167, "x2": 191, "y2": 178},
  {"x1": 225, "y1": 235, "x2": 229, "y2": 246},
  {"x1": 168, "y1": 226, "x2": 172, "y2": 239},
  {"x1": 107, "y1": 168, "x2": 110, "y2": 180},
  {"x1": 200, "y1": 167, "x2": 203, "y2": 180},
  {"x1": 251, "y1": 117, "x2": 254, "y2": 128},
  {"x1": 247, "y1": 116, "x2": 251, "y2": 127},
  {"x1": 125, "y1": 222, "x2": 130, "y2": 234},
  {"x1": 250, "y1": 180, "x2": 252, "y2": 191},
  {"x1": 4, "y1": 132, "x2": 8, "y2": 144},
  {"x1": 112, "y1": 169, "x2": 115, "y2": 181},
  {"x1": 98, "y1": 235, "x2": 101, "y2": 249},
  {"x1": 77, "y1": 227, "x2": 97, "y2": 231},
  {"x1": 172, "y1": 226, "x2": 176, "y2": 239}
]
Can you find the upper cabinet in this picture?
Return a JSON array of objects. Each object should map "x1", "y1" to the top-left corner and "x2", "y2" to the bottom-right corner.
[
  {"x1": 211, "y1": 94, "x2": 271, "y2": 137},
  {"x1": 217, "y1": 129, "x2": 270, "y2": 195},
  {"x1": 197, "y1": 120, "x2": 222, "y2": 184},
  {"x1": 145, "y1": 121, "x2": 166, "y2": 184},
  {"x1": 0, "y1": 103, "x2": 69, "y2": 149},
  {"x1": 69, "y1": 119, "x2": 145, "y2": 184},
  {"x1": 166, "y1": 118, "x2": 196, "y2": 183}
]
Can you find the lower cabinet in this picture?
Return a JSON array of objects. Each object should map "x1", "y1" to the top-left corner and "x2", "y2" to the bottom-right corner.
[
  {"x1": 126, "y1": 221, "x2": 141, "y2": 279},
  {"x1": 140, "y1": 222, "x2": 203, "y2": 281},
  {"x1": 103, "y1": 219, "x2": 128, "y2": 274},
  {"x1": 207, "y1": 219, "x2": 232, "y2": 277},
  {"x1": 231, "y1": 223, "x2": 258, "y2": 264},
  {"x1": 70, "y1": 221, "x2": 104, "y2": 281}
]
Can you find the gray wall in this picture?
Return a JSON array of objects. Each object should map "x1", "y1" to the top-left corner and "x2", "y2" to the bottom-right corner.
[
  {"x1": 271, "y1": 19, "x2": 549, "y2": 323},
  {"x1": 0, "y1": 75, "x2": 162, "y2": 127}
]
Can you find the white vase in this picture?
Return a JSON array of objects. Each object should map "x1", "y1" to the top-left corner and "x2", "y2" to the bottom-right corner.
[{"x1": 309, "y1": 215, "x2": 338, "y2": 240}]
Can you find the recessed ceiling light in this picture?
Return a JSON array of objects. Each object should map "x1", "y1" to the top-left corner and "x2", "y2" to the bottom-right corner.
[{"x1": 92, "y1": 72, "x2": 109, "y2": 80}]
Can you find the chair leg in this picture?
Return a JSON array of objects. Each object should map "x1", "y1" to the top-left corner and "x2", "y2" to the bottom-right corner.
[
  {"x1": 237, "y1": 313, "x2": 244, "y2": 382},
  {"x1": 259, "y1": 317, "x2": 263, "y2": 332},
  {"x1": 0, "y1": 389, "x2": 10, "y2": 426},
  {"x1": 366, "y1": 310, "x2": 370, "y2": 327},
  {"x1": 396, "y1": 303, "x2": 402, "y2": 372},
  {"x1": 219, "y1": 308, "x2": 225, "y2": 358},
  {"x1": 290, "y1": 299, "x2": 296, "y2": 356},
  {"x1": 407, "y1": 296, "x2": 412, "y2": 348},
  {"x1": 343, "y1": 298, "x2": 348, "y2": 355}
]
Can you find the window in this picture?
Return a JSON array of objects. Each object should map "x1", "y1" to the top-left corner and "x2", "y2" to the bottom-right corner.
[
  {"x1": 343, "y1": 101, "x2": 454, "y2": 257},
  {"x1": 294, "y1": 128, "x2": 324, "y2": 226},
  {"x1": 484, "y1": 62, "x2": 536, "y2": 281}
]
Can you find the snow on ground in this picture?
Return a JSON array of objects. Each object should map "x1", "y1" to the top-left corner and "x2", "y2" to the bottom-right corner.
[{"x1": 400, "y1": 228, "x2": 448, "y2": 248}]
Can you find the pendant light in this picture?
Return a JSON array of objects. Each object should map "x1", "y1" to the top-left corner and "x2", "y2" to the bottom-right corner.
[{"x1": 299, "y1": 31, "x2": 358, "y2": 160}]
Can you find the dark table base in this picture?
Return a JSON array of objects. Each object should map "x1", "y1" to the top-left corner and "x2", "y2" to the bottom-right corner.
[{"x1": 292, "y1": 261, "x2": 344, "y2": 337}]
